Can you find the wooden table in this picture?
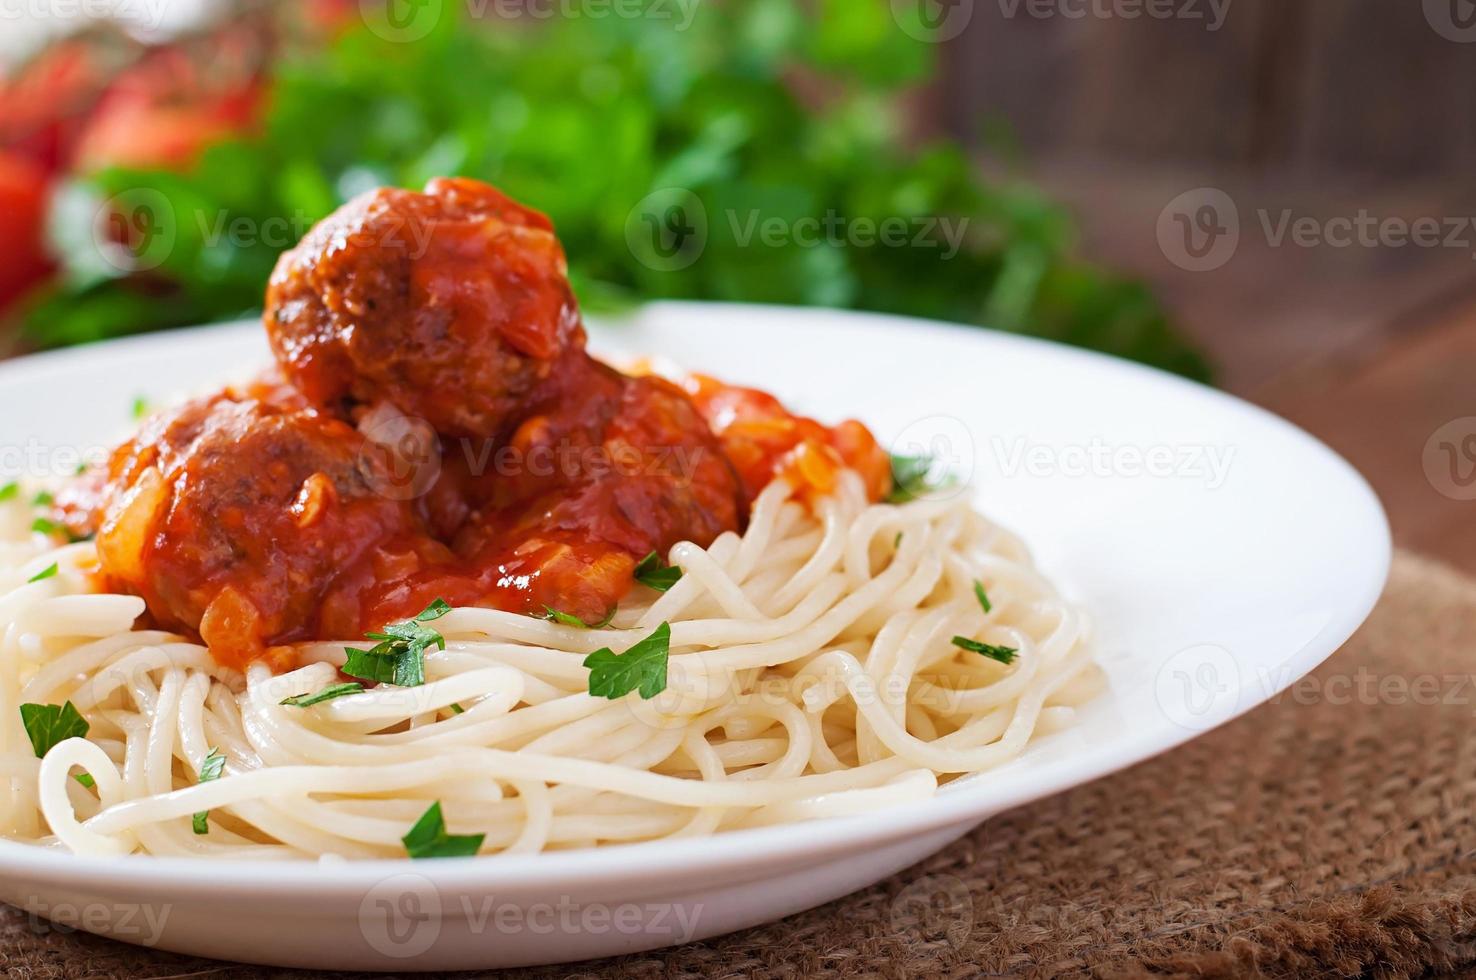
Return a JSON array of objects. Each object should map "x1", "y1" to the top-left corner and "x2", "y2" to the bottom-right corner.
[{"x1": 1035, "y1": 161, "x2": 1476, "y2": 572}]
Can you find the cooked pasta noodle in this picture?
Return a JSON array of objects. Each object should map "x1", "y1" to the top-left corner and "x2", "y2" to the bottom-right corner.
[{"x1": 0, "y1": 472, "x2": 1098, "y2": 859}]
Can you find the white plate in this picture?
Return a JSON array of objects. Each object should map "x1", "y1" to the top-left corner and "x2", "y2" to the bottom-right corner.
[{"x1": 0, "y1": 302, "x2": 1389, "y2": 971}]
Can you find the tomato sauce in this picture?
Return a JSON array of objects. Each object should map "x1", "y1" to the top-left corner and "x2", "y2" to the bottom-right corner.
[{"x1": 57, "y1": 179, "x2": 892, "y2": 670}]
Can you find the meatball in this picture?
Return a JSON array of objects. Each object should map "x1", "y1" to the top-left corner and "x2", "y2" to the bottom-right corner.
[
  {"x1": 86, "y1": 392, "x2": 427, "y2": 668},
  {"x1": 264, "y1": 177, "x2": 582, "y2": 438},
  {"x1": 478, "y1": 369, "x2": 743, "y2": 606},
  {"x1": 358, "y1": 364, "x2": 744, "y2": 628}
]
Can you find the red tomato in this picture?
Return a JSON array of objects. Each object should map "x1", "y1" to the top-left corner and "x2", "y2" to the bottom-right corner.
[
  {"x1": 0, "y1": 41, "x2": 104, "y2": 172},
  {"x1": 74, "y1": 48, "x2": 262, "y2": 172},
  {"x1": 75, "y1": 95, "x2": 238, "y2": 172},
  {"x1": 0, "y1": 153, "x2": 54, "y2": 313}
]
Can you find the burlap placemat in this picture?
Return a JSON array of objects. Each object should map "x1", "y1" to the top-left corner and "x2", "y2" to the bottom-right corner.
[{"x1": 5, "y1": 550, "x2": 1476, "y2": 979}]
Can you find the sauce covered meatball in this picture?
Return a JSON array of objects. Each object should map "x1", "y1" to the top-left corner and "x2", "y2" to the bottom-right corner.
[
  {"x1": 363, "y1": 362, "x2": 743, "y2": 627},
  {"x1": 72, "y1": 389, "x2": 429, "y2": 670},
  {"x1": 265, "y1": 177, "x2": 582, "y2": 439}
]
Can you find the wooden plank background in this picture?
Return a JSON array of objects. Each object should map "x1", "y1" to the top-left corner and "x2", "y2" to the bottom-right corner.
[
  {"x1": 937, "y1": 0, "x2": 1476, "y2": 571},
  {"x1": 945, "y1": 0, "x2": 1476, "y2": 176}
]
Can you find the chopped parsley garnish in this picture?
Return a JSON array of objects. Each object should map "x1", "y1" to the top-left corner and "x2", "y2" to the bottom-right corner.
[
  {"x1": 633, "y1": 552, "x2": 683, "y2": 592},
  {"x1": 886, "y1": 452, "x2": 956, "y2": 504},
  {"x1": 280, "y1": 682, "x2": 365, "y2": 708},
  {"x1": 341, "y1": 599, "x2": 451, "y2": 688},
  {"x1": 192, "y1": 748, "x2": 227, "y2": 835},
  {"x1": 952, "y1": 636, "x2": 1017, "y2": 665},
  {"x1": 31, "y1": 490, "x2": 53, "y2": 507},
  {"x1": 74, "y1": 773, "x2": 95, "y2": 789},
  {"x1": 540, "y1": 605, "x2": 616, "y2": 629},
  {"x1": 447, "y1": 703, "x2": 465, "y2": 715},
  {"x1": 974, "y1": 581, "x2": 992, "y2": 614},
  {"x1": 131, "y1": 396, "x2": 150, "y2": 420},
  {"x1": 19, "y1": 702, "x2": 89, "y2": 757},
  {"x1": 886, "y1": 453, "x2": 934, "y2": 503},
  {"x1": 894, "y1": 532, "x2": 903, "y2": 548},
  {"x1": 342, "y1": 646, "x2": 425, "y2": 687},
  {"x1": 402, "y1": 801, "x2": 484, "y2": 859},
  {"x1": 584, "y1": 622, "x2": 672, "y2": 700},
  {"x1": 29, "y1": 518, "x2": 86, "y2": 544},
  {"x1": 0, "y1": 482, "x2": 17, "y2": 502},
  {"x1": 27, "y1": 563, "x2": 58, "y2": 584},
  {"x1": 416, "y1": 598, "x2": 453, "y2": 620}
]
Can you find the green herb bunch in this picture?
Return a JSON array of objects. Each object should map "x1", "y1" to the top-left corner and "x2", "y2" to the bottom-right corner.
[{"x1": 21, "y1": 0, "x2": 1208, "y2": 380}]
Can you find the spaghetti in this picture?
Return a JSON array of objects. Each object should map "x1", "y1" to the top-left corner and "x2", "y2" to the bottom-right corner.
[{"x1": 0, "y1": 472, "x2": 1098, "y2": 859}]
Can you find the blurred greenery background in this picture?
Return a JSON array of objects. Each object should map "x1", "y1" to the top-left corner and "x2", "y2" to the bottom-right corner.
[{"x1": 0, "y1": 0, "x2": 1210, "y2": 380}]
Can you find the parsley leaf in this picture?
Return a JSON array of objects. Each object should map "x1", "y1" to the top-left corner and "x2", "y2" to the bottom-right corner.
[
  {"x1": 343, "y1": 645, "x2": 426, "y2": 687},
  {"x1": 402, "y1": 801, "x2": 484, "y2": 859},
  {"x1": 31, "y1": 490, "x2": 54, "y2": 507},
  {"x1": 0, "y1": 482, "x2": 17, "y2": 502},
  {"x1": 29, "y1": 518, "x2": 86, "y2": 544},
  {"x1": 886, "y1": 453, "x2": 956, "y2": 503},
  {"x1": 19, "y1": 702, "x2": 89, "y2": 757},
  {"x1": 540, "y1": 605, "x2": 616, "y2": 629},
  {"x1": 633, "y1": 552, "x2": 683, "y2": 592},
  {"x1": 973, "y1": 581, "x2": 992, "y2": 614},
  {"x1": 340, "y1": 599, "x2": 451, "y2": 688},
  {"x1": 414, "y1": 598, "x2": 453, "y2": 622},
  {"x1": 889, "y1": 454, "x2": 932, "y2": 497},
  {"x1": 27, "y1": 563, "x2": 58, "y2": 583},
  {"x1": 584, "y1": 622, "x2": 672, "y2": 700},
  {"x1": 952, "y1": 636, "x2": 1017, "y2": 665},
  {"x1": 131, "y1": 396, "x2": 150, "y2": 420},
  {"x1": 280, "y1": 682, "x2": 365, "y2": 708},
  {"x1": 74, "y1": 773, "x2": 95, "y2": 789},
  {"x1": 192, "y1": 748, "x2": 227, "y2": 835}
]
